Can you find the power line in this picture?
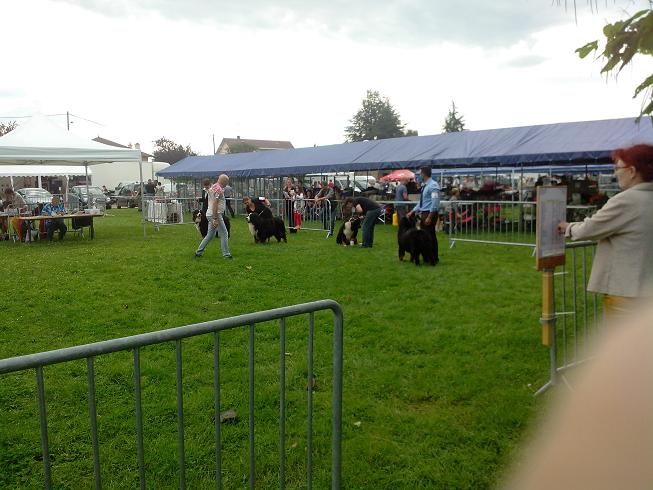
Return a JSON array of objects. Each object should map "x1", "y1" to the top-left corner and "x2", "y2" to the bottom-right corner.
[
  {"x1": 0, "y1": 114, "x2": 36, "y2": 119},
  {"x1": 68, "y1": 113, "x2": 104, "y2": 126},
  {"x1": 0, "y1": 112, "x2": 104, "y2": 126}
]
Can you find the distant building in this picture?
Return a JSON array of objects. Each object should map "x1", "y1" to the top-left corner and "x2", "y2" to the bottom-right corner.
[
  {"x1": 216, "y1": 136, "x2": 294, "y2": 155},
  {"x1": 91, "y1": 136, "x2": 164, "y2": 190},
  {"x1": 93, "y1": 136, "x2": 153, "y2": 161}
]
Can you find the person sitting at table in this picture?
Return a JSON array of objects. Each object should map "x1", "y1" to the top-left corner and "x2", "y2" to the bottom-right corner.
[
  {"x1": 41, "y1": 195, "x2": 67, "y2": 241},
  {"x1": 2, "y1": 188, "x2": 27, "y2": 240},
  {"x1": 2, "y1": 188, "x2": 26, "y2": 211}
]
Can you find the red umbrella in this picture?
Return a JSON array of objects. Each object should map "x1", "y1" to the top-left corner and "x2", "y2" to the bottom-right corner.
[{"x1": 379, "y1": 169, "x2": 415, "y2": 182}]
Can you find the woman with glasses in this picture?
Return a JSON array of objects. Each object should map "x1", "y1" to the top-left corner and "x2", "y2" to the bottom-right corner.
[{"x1": 557, "y1": 144, "x2": 653, "y2": 315}]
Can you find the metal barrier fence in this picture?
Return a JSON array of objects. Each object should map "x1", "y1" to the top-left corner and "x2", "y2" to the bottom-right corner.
[
  {"x1": 137, "y1": 195, "x2": 335, "y2": 236},
  {"x1": 0, "y1": 300, "x2": 344, "y2": 489},
  {"x1": 142, "y1": 196, "x2": 192, "y2": 227},
  {"x1": 266, "y1": 198, "x2": 334, "y2": 235},
  {"x1": 446, "y1": 200, "x2": 537, "y2": 248},
  {"x1": 535, "y1": 241, "x2": 601, "y2": 395},
  {"x1": 445, "y1": 200, "x2": 596, "y2": 248},
  {"x1": 141, "y1": 196, "x2": 236, "y2": 229}
]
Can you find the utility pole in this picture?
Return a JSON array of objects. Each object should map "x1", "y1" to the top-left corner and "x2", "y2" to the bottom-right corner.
[
  {"x1": 212, "y1": 134, "x2": 216, "y2": 154},
  {"x1": 66, "y1": 111, "x2": 70, "y2": 131}
]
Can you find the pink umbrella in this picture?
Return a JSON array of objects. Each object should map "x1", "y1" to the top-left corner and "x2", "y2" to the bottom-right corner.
[{"x1": 379, "y1": 169, "x2": 415, "y2": 182}]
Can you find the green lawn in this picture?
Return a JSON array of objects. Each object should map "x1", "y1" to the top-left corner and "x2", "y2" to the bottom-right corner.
[{"x1": 0, "y1": 210, "x2": 549, "y2": 489}]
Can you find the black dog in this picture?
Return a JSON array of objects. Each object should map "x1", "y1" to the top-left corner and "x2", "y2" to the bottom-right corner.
[
  {"x1": 192, "y1": 209, "x2": 230, "y2": 238},
  {"x1": 398, "y1": 215, "x2": 436, "y2": 266},
  {"x1": 336, "y1": 216, "x2": 361, "y2": 246},
  {"x1": 246, "y1": 212, "x2": 287, "y2": 243}
]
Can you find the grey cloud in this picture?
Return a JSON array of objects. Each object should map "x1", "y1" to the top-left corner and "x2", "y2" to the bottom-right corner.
[
  {"x1": 52, "y1": 0, "x2": 611, "y2": 47},
  {"x1": 501, "y1": 54, "x2": 549, "y2": 69}
]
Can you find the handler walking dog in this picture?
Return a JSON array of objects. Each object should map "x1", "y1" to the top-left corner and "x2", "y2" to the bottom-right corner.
[
  {"x1": 195, "y1": 174, "x2": 233, "y2": 259},
  {"x1": 407, "y1": 166, "x2": 440, "y2": 264}
]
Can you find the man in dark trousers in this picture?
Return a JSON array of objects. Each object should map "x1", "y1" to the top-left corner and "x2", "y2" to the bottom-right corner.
[
  {"x1": 407, "y1": 166, "x2": 440, "y2": 264},
  {"x1": 344, "y1": 196, "x2": 383, "y2": 247}
]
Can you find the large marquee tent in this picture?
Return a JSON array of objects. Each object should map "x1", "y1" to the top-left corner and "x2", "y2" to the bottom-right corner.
[{"x1": 158, "y1": 117, "x2": 653, "y2": 179}]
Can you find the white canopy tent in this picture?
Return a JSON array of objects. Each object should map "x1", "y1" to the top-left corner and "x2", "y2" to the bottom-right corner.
[
  {"x1": 0, "y1": 115, "x2": 141, "y2": 164},
  {"x1": 0, "y1": 164, "x2": 93, "y2": 194},
  {"x1": 0, "y1": 115, "x2": 146, "y2": 234},
  {"x1": 0, "y1": 165, "x2": 92, "y2": 176}
]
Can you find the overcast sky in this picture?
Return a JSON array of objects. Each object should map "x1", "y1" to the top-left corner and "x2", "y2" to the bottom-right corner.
[{"x1": 2, "y1": 0, "x2": 653, "y2": 155}]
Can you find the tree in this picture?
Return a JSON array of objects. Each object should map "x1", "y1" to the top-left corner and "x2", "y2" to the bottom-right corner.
[
  {"x1": 442, "y1": 101, "x2": 465, "y2": 133},
  {"x1": 345, "y1": 90, "x2": 406, "y2": 142},
  {"x1": 0, "y1": 121, "x2": 17, "y2": 137},
  {"x1": 573, "y1": 3, "x2": 653, "y2": 116},
  {"x1": 227, "y1": 142, "x2": 259, "y2": 154},
  {"x1": 404, "y1": 129, "x2": 419, "y2": 136},
  {"x1": 152, "y1": 137, "x2": 197, "y2": 164}
]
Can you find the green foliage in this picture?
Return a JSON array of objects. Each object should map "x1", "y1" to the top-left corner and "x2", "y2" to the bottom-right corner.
[
  {"x1": 227, "y1": 142, "x2": 259, "y2": 154},
  {"x1": 575, "y1": 7, "x2": 653, "y2": 116},
  {"x1": 404, "y1": 129, "x2": 419, "y2": 136},
  {"x1": 442, "y1": 101, "x2": 466, "y2": 133},
  {"x1": 0, "y1": 212, "x2": 546, "y2": 488},
  {"x1": 345, "y1": 89, "x2": 406, "y2": 142},
  {"x1": 0, "y1": 121, "x2": 17, "y2": 137},
  {"x1": 152, "y1": 136, "x2": 197, "y2": 164}
]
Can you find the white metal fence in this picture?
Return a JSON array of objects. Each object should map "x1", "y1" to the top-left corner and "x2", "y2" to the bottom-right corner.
[{"x1": 445, "y1": 200, "x2": 596, "y2": 248}]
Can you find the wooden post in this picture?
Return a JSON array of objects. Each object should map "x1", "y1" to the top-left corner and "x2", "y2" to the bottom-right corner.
[{"x1": 541, "y1": 269, "x2": 555, "y2": 346}]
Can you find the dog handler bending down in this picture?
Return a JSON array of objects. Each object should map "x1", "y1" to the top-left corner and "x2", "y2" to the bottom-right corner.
[
  {"x1": 195, "y1": 174, "x2": 233, "y2": 259},
  {"x1": 407, "y1": 166, "x2": 440, "y2": 264},
  {"x1": 349, "y1": 196, "x2": 383, "y2": 248}
]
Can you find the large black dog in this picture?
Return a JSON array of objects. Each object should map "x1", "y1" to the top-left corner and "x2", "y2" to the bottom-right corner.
[
  {"x1": 397, "y1": 215, "x2": 436, "y2": 266},
  {"x1": 336, "y1": 216, "x2": 361, "y2": 246},
  {"x1": 246, "y1": 212, "x2": 287, "y2": 243}
]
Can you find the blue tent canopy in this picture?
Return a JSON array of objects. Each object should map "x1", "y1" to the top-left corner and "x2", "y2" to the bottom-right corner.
[{"x1": 158, "y1": 117, "x2": 653, "y2": 178}]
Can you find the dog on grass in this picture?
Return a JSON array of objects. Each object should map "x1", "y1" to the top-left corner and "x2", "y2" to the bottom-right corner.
[
  {"x1": 336, "y1": 216, "x2": 361, "y2": 246},
  {"x1": 397, "y1": 215, "x2": 436, "y2": 266},
  {"x1": 192, "y1": 209, "x2": 230, "y2": 238},
  {"x1": 246, "y1": 212, "x2": 287, "y2": 243}
]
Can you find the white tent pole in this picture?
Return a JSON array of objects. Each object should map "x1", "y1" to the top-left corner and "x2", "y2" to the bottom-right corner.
[
  {"x1": 136, "y1": 143, "x2": 146, "y2": 237},
  {"x1": 85, "y1": 164, "x2": 89, "y2": 209},
  {"x1": 38, "y1": 175, "x2": 42, "y2": 189},
  {"x1": 10, "y1": 176, "x2": 14, "y2": 189}
]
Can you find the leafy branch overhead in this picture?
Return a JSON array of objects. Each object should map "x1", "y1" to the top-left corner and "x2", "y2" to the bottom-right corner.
[{"x1": 576, "y1": 8, "x2": 653, "y2": 115}]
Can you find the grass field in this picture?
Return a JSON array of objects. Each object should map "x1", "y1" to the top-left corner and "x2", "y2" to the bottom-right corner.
[{"x1": 0, "y1": 210, "x2": 549, "y2": 489}]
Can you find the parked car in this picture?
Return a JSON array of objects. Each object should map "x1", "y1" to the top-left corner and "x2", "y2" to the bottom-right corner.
[
  {"x1": 71, "y1": 185, "x2": 108, "y2": 210},
  {"x1": 16, "y1": 188, "x2": 53, "y2": 211},
  {"x1": 114, "y1": 182, "x2": 142, "y2": 209}
]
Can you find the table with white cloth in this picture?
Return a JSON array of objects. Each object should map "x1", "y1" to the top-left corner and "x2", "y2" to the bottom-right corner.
[{"x1": 146, "y1": 200, "x2": 184, "y2": 224}]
